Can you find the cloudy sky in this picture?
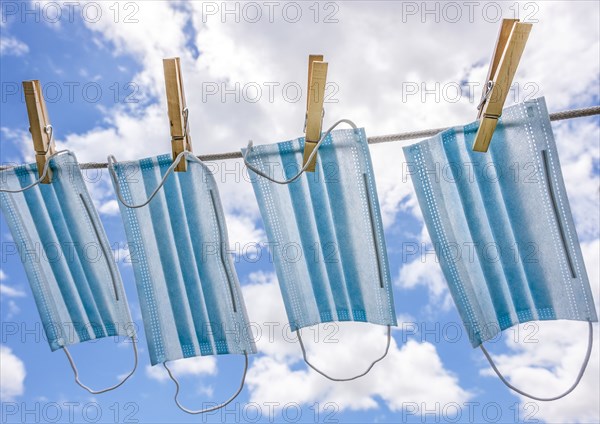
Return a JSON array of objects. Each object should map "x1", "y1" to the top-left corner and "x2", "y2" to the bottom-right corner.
[{"x1": 0, "y1": 1, "x2": 599, "y2": 423}]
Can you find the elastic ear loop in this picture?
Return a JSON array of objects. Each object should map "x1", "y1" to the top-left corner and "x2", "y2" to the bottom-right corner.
[
  {"x1": 242, "y1": 119, "x2": 358, "y2": 185},
  {"x1": 63, "y1": 188, "x2": 139, "y2": 394},
  {"x1": 0, "y1": 150, "x2": 69, "y2": 193},
  {"x1": 63, "y1": 338, "x2": 138, "y2": 394},
  {"x1": 163, "y1": 353, "x2": 249, "y2": 414},
  {"x1": 480, "y1": 321, "x2": 594, "y2": 401},
  {"x1": 297, "y1": 325, "x2": 391, "y2": 381},
  {"x1": 108, "y1": 150, "x2": 190, "y2": 209}
]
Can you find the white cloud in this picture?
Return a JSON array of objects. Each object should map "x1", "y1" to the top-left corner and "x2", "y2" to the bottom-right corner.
[
  {"x1": 5, "y1": 300, "x2": 21, "y2": 319},
  {"x1": 29, "y1": 0, "x2": 597, "y2": 237},
  {"x1": 0, "y1": 270, "x2": 7, "y2": 280},
  {"x1": 479, "y1": 239, "x2": 600, "y2": 423},
  {"x1": 243, "y1": 272, "x2": 471, "y2": 413},
  {"x1": 0, "y1": 36, "x2": 29, "y2": 56},
  {"x1": 0, "y1": 284, "x2": 26, "y2": 298},
  {"x1": 98, "y1": 199, "x2": 120, "y2": 216},
  {"x1": 241, "y1": 271, "x2": 301, "y2": 362},
  {"x1": 518, "y1": 2, "x2": 600, "y2": 110},
  {"x1": 224, "y1": 213, "x2": 266, "y2": 252},
  {"x1": 397, "y1": 256, "x2": 451, "y2": 310},
  {"x1": 0, "y1": 345, "x2": 26, "y2": 400},
  {"x1": 370, "y1": 142, "x2": 418, "y2": 228},
  {"x1": 551, "y1": 120, "x2": 600, "y2": 242},
  {"x1": 395, "y1": 224, "x2": 453, "y2": 311},
  {"x1": 113, "y1": 246, "x2": 131, "y2": 268},
  {"x1": 146, "y1": 356, "x2": 217, "y2": 382},
  {"x1": 197, "y1": 385, "x2": 214, "y2": 398}
]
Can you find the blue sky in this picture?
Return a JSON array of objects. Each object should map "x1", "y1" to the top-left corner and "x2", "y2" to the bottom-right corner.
[{"x1": 1, "y1": 2, "x2": 599, "y2": 423}]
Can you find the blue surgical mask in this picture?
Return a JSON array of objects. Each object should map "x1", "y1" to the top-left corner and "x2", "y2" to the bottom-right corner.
[
  {"x1": 242, "y1": 121, "x2": 397, "y2": 381},
  {"x1": 0, "y1": 151, "x2": 137, "y2": 394},
  {"x1": 403, "y1": 97, "x2": 597, "y2": 400},
  {"x1": 108, "y1": 151, "x2": 256, "y2": 414}
]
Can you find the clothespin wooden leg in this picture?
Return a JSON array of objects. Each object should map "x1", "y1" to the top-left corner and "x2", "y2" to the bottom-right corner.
[
  {"x1": 303, "y1": 55, "x2": 328, "y2": 173},
  {"x1": 163, "y1": 57, "x2": 192, "y2": 172},
  {"x1": 473, "y1": 19, "x2": 532, "y2": 152},
  {"x1": 23, "y1": 80, "x2": 55, "y2": 183}
]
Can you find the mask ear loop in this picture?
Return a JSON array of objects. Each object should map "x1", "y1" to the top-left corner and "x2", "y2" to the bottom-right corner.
[
  {"x1": 0, "y1": 149, "x2": 69, "y2": 193},
  {"x1": 163, "y1": 352, "x2": 249, "y2": 414},
  {"x1": 297, "y1": 325, "x2": 391, "y2": 381},
  {"x1": 62, "y1": 187, "x2": 139, "y2": 394},
  {"x1": 242, "y1": 119, "x2": 358, "y2": 185},
  {"x1": 480, "y1": 321, "x2": 594, "y2": 401},
  {"x1": 62, "y1": 338, "x2": 138, "y2": 394},
  {"x1": 108, "y1": 150, "x2": 190, "y2": 209}
]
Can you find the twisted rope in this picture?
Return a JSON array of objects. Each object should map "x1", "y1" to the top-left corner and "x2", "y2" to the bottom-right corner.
[{"x1": 2, "y1": 105, "x2": 598, "y2": 171}]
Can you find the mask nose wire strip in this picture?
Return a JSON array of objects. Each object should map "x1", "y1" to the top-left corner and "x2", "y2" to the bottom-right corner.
[
  {"x1": 163, "y1": 352, "x2": 249, "y2": 414},
  {"x1": 298, "y1": 325, "x2": 391, "y2": 381},
  {"x1": 0, "y1": 149, "x2": 69, "y2": 193},
  {"x1": 62, "y1": 336, "x2": 138, "y2": 394},
  {"x1": 208, "y1": 189, "x2": 237, "y2": 313},
  {"x1": 480, "y1": 321, "x2": 593, "y2": 401},
  {"x1": 78, "y1": 193, "x2": 120, "y2": 301},
  {"x1": 242, "y1": 119, "x2": 358, "y2": 185}
]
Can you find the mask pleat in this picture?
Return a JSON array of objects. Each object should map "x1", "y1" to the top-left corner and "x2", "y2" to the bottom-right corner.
[
  {"x1": 52, "y1": 176, "x2": 115, "y2": 338},
  {"x1": 116, "y1": 160, "x2": 169, "y2": 362},
  {"x1": 142, "y1": 157, "x2": 198, "y2": 360},
  {"x1": 279, "y1": 141, "x2": 338, "y2": 324},
  {"x1": 178, "y1": 170, "x2": 218, "y2": 356},
  {"x1": 21, "y1": 168, "x2": 94, "y2": 344},
  {"x1": 309, "y1": 150, "x2": 353, "y2": 322},
  {"x1": 162, "y1": 158, "x2": 209, "y2": 358},
  {"x1": 322, "y1": 141, "x2": 368, "y2": 323}
]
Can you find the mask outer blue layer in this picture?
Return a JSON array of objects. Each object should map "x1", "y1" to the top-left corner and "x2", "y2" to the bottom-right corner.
[
  {"x1": 110, "y1": 154, "x2": 256, "y2": 365},
  {"x1": 242, "y1": 128, "x2": 397, "y2": 331},
  {"x1": 0, "y1": 152, "x2": 134, "y2": 351},
  {"x1": 403, "y1": 97, "x2": 598, "y2": 347}
]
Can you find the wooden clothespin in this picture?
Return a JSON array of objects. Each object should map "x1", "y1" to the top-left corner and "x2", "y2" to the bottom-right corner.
[
  {"x1": 302, "y1": 54, "x2": 328, "y2": 172},
  {"x1": 163, "y1": 57, "x2": 192, "y2": 172},
  {"x1": 23, "y1": 80, "x2": 55, "y2": 184},
  {"x1": 473, "y1": 19, "x2": 532, "y2": 152}
]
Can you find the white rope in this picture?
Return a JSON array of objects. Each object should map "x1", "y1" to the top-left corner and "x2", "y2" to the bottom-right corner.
[{"x1": 1, "y1": 106, "x2": 597, "y2": 172}]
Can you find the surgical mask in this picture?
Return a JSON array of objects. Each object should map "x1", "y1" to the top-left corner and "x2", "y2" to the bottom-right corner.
[
  {"x1": 242, "y1": 120, "x2": 397, "y2": 381},
  {"x1": 0, "y1": 151, "x2": 137, "y2": 394},
  {"x1": 108, "y1": 151, "x2": 256, "y2": 414},
  {"x1": 403, "y1": 97, "x2": 597, "y2": 401}
]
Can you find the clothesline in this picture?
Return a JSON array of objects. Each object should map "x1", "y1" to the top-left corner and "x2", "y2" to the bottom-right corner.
[
  {"x1": 81, "y1": 105, "x2": 600, "y2": 168},
  {"x1": 2, "y1": 105, "x2": 599, "y2": 171}
]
